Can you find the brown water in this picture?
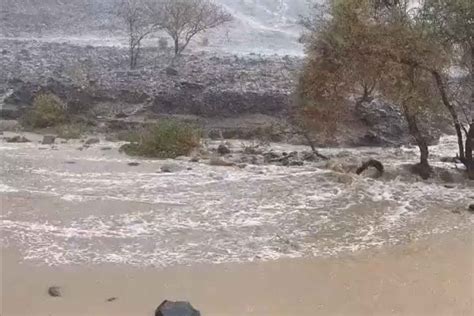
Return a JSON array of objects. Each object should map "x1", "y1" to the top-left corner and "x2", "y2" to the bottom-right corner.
[{"x1": 0, "y1": 132, "x2": 473, "y2": 268}]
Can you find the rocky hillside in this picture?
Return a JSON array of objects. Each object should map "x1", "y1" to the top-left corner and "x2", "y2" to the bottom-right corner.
[
  {"x1": 0, "y1": 0, "x2": 306, "y2": 55},
  {"x1": 1, "y1": 38, "x2": 451, "y2": 147}
]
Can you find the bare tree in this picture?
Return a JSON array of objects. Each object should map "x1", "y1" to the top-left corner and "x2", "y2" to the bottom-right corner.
[
  {"x1": 150, "y1": 0, "x2": 232, "y2": 56},
  {"x1": 117, "y1": 0, "x2": 158, "y2": 69}
]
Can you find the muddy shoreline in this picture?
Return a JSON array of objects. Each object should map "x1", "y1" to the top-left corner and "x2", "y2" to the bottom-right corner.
[{"x1": 1, "y1": 228, "x2": 473, "y2": 316}]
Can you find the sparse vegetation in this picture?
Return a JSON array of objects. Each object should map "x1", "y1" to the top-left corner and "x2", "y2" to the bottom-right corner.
[
  {"x1": 120, "y1": 120, "x2": 201, "y2": 158},
  {"x1": 117, "y1": 0, "x2": 159, "y2": 69},
  {"x1": 55, "y1": 123, "x2": 88, "y2": 139},
  {"x1": 149, "y1": 0, "x2": 232, "y2": 56},
  {"x1": 22, "y1": 93, "x2": 67, "y2": 128}
]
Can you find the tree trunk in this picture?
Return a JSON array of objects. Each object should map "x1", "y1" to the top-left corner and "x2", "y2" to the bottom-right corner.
[
  {"x1": 130, "y1": 44, "x2": 135, "y2": 69},
  {"x1": 432, "y1": 70, "x2": 465, "y2": 160},
  {"x1": 402, "y1": 104, "x2": 431, "y2": 179},
  {"x1": 174, "y1": 37, "x2": 179, "y2": 56},
  {"x1": 464, "y1": 123, "x2": 474, "y2": 179}
]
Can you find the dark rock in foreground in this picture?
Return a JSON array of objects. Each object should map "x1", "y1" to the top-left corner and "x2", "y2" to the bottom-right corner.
[
  {"x1": 48, "y1": 286, "x2": 62, "y2": 297},
  {"x1": 155, "y1": 300, "x2": 201, "y2": 316}
]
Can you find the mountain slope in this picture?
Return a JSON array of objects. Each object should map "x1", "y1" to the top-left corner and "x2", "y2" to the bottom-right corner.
[{"x1": 0, "y1": 0, "x2": 308, "y2": 55}]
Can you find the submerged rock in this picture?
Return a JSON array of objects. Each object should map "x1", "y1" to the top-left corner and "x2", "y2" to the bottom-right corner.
[
  {"x1": 217, "y1": 144, "x2": 231, "y2": 155},
  {"x1": 42, "y1": 135, "x2": 56, "y2": 145},
  {"x1": 5, "y1": 135, "x2": 30, "y2": 143},
  {"x1": 85, "y1": 138, "x2": 100, "y2": 145},
  {"x1": 155, "y1": 300, "x2": 201, "y2": 316}
]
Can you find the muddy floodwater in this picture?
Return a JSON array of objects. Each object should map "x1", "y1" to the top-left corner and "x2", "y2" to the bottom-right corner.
[{"x1": 0, "y1": 133, "x2": 472, "y2": 267}]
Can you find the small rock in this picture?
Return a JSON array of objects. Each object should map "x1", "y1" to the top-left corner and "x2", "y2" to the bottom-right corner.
[
  {"x1": 209, "y1": 157, "x2": 234, "y2": 167},
  {"x1": 439, "y1": 170, "x2": 455, "y2": 183},
  {"x1": 155, "y1": 300, "x2": 201, "y2": 316},
  {"x1": 128, "y1": 162, "x2": 140, "y2": 167},
  {"x1": 190, "y1": 156, "x2": 200, "y2": 163},
  {"x1": 288, "y1": 160, "x2": 304, "y2": 167},
  {"x1": 48, "y1": 286, "x2": 62, "y2": 297},
  {"x1": 440, "y1": 156, "x2": 458, "y2": 163},
  {"x1": 335, "y1": 151, "x2": 352, "y2": 158},
  {"x1": 237, "y1": 163, "x2": 247, "y2": 169},
  {"x1": 263, "y1": 152, "x2": 280, "y2": 162},
  {"x1": 444, "y1": 184, "x2": 455, "y2": 189},
  {"x1": 243, "y1": 147, "x2": 262, "y2": 155},
  {"x1": 85, "y1": 138, "x2": 100, "y2": 145},
  {"x1": 301, "y1": 152, "x2": 318, "y2": 162},
  {"x1": 165, "y1": 67, "x2": 179, "y2": 76},
  {"x1": 5, "y1": 135, "x2": 30, "y2": 143},
  {"x1": 217, "y1": 144, "x2": 231, "y2": 155},
  {"x1": 469, "y1": 204, "x2": 474, "y2": 214},
  {"x1": 115, "y1": 112, "x2": 128, "y2": 118},
  {"x1": 161, "y1": 163, "x2": 181, "y2": 173},
  {"x1": 42, "y1": 135, "x2": 56, "y2": 145},
  {"x1": 106, "y1": 297, "x2": 118, "y2": 302},
  {"x1": 101, "y1": 147, "x2": 113, "y2": 151}
]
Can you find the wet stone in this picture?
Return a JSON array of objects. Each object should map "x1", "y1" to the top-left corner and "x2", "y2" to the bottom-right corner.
[
  {"x1": 217, "y1": 144, "x2": 231, "y2": 155},
  {"x1": 85, "y1": 138, "x2": 100, "y2": 145},
  {"x1": 48, "y1": 286, "x2": 62, "y2": 297},
  {"x1": 155, "y1": 300, "x2": 201, "y2": 316},
  {"x1": 42, "y1": 135, "x2": 56, "y2": 145}
]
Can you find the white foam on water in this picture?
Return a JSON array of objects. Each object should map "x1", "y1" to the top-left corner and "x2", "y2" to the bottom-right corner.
[
  {"x1": 0, "y1": 183, "x2": 18, "y2": 193},
  {"x1": 0, "y1": 135, "x2": 472, "y2": 266}
]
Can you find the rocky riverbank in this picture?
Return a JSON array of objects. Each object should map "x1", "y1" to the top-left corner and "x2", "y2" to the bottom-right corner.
[{"x1": 0, "y1": 39, "x2": 452, "y2": 147}]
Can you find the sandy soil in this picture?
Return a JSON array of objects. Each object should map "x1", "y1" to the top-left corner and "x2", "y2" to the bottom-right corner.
[{"x1": 1, "y1": 228, "x2": 473, "y2": 316}]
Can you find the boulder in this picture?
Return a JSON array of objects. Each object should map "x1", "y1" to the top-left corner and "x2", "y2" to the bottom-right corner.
[
  {"x1": 42, "y1": 135, "x2": 56, "y2": 145},
  {"x1": 155, "y1": 300, "x2": 201, "y2": 316},
  {"x1": 469, "y1": 204, "x2": 474, "y2": 214},
  {"x1": 217, "y1": 144, "x2": 231, "y2": 155}
]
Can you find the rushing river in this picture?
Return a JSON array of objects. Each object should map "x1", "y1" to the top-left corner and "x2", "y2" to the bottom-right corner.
[{"x1": 0, "y1": 133, "x2": 472, "y2": 267}]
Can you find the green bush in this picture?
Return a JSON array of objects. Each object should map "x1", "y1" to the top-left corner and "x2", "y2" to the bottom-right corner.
[
  {"x1": 120, "y1": 120, "x2": 201, "y2": 158},
  {"x1": 23, "y1": 93, "x2": 67, "y2": 128}
]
